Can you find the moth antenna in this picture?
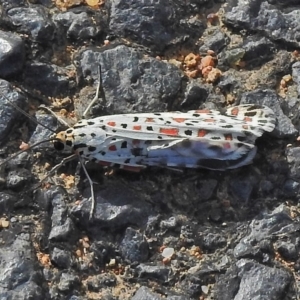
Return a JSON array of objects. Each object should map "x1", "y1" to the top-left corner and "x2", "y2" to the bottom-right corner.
[
  {"x1": 83, "y1": 64, "x2": 106, "y2": 118},
  {"x1": 39, "y1": 105, "x2": 70, "y2": 127},
  {"x1": 2, "y1": 94, "x2": 57, "y2": 134},
  {"x1": 0, "y1": 138, "x2": 59, "y2": 167}
]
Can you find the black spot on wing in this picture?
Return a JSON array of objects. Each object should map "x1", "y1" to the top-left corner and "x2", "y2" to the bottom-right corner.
[
  {"x1": 87, "y1": 121, "x2": 95, "y2": 125},
  {"x1": 247, "y1": 105, "x2": 261, "y2": 110},
  {"x1": 91, "y1": 133, "x2": 96, "y2": 137},
  {"x1": 146, "y1": 126, "x2": 154, "y2": 131},
  {"x1": 121, "y1": 124, "x2": 128, "y2": 129},
  {"x1": 121, "y1": 141, "x2": 127, "y2": 148},
  {"x1": 79, "y1": 151, "x2": 84, "y2": 155},
  {"x1": 88, "y1": 146, "x2": 96, "y2": 152},
  {"x1": 66, "y1": 129, "x2": 73, "y2": 134},
  {"x1": 244, "y1": 111, "x2": 256, "y2": 117},
  {"x1": 133, "y1": 117, "x2": 139, "y2": 122},
  {"x1": 124, "y1": 158, "x2": 130, "y2": 164},
  {"x1": 73, "y1": 143, "x2": 87, "y2": 150},
  {"x1": 221, "y1": 125, "x2": 234, "y2": 128},
  {"x1": 79, "y1": 133, "x2": 86, "y2": 137},
  {"x1": 237, "y1": 136, "x2": 247, "y2": 142},
  {"x1": 184, "y1": 130, "x2": 193, "y2": 136}
]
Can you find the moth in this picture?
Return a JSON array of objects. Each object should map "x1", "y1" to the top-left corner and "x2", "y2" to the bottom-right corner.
[
  {"x1": 3, "y1": 67, "x2": 276, "y2": 219},
  {"x1": 53, "y1": 104, "x2": 276, "y2": 172}
]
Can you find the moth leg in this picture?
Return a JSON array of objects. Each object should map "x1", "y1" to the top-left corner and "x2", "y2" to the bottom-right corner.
[
  {"x1": 78, "y1": 157, "x2": 96, "y2": 220},
  {"x1": 83, "y1": 65, "x2": 106, "y2": 118},
  {"x1": 41, "y1": 154, "x2": 78, "y2": 185}
]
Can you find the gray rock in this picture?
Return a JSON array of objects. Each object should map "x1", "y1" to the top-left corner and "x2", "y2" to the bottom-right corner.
[
  {"x1": 86, "y1": 273, "x2": 117, "y2": 292},
  {"x1": 0, "y1": 30, "x2": 25, "y2": 77},
  {"x1": 181, "y1": 80, "x2": 211, "y2": 110},
  {"x1": 0, "y1": 80, "x2": 26, "y2": 141},
  {"x1": 6, "y1": 168, "x2": 32, "y2": 191},
  {"x1": 234, "y1": 204, "x2": 300, "y2": 258},
  {"x1": 286, "y1": 147, "x2": 300, "y2": 179},
  {"x1": 109, "y1": 0, "x2": 205, "y2": 52},
  {"x1": 51, "y1": 247, "x2": 74, "y2": 269},
  {"x1": 75, "y1": 45, "x2": 182, "y2": 116},
  {"x1": 48, "y1": 187, "x2": 77, "y2": 241},
  {"x1": 224, "y1": 0, "x2": 300, "y2": 47},
  {"x1": 131, "y1": 286, "x2": 162, "y2": 300},
  {"x1": 292, "y1": 61, "x2": 300, "y2": 96},
  {"x1": 53, "y1": 10, "x2": 105, "y2": 41},
  {"x1": 7, "y1": 6, "x2": 55, "y2": 42},
  {"x1": 199, "y1": 28, "x2": 230, "y2": 54},
  {"x1": 135, "y1": 264, "x2": 173, "y2": 283},
  {"x1": 72, "y1": 181, "x2": 153, "y2": 229},
  {"x1": 23, "y1": 62, "x2": 75, "y2": 97},
  {"x1": 0, "y1": 233, "x2": 44, "y2": 299},
  {"x1": 120, "y1": 227, "x2": 149, "y2": 263},
  {"x1": 57, "y1": 272, "x2": 79, "y2": 292},
  {"x1": 215, "y1": 259, "x2": 292, "y2": 300}
]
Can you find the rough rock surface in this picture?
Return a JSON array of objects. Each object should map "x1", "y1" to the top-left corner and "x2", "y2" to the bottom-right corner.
[{"x1": 0, "y1": 0, "x2": 299, "y2": 299}]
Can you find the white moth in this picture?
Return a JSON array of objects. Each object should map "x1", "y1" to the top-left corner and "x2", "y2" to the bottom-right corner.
[{"x1": 53, "y1": 104, "x2": 276, "y2": 172}]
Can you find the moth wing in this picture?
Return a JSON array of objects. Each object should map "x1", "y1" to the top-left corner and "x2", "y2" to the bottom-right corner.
[
  {"x1": 225, "y1": 104, "x2": 276, "y2": 134},
  {"x1": 143, "y1": 138, "x2": 257, "y2": 170},
  {"x1": 86, "y1": 105, "x2": 275, "y2": 141}
]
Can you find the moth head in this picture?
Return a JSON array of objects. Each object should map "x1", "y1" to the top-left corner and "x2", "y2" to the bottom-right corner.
[{"x1": 52, "y1": 131, "x2": 71, "y2": 151}]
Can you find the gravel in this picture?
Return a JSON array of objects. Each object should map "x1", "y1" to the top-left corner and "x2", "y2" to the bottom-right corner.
[{"x1": 0, "y1": 0, "x2": 299, "y2": 299}]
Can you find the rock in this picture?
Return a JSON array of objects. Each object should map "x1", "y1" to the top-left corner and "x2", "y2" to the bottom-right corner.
[
  {"x1": 216, "y1": 259, "x2": 291, "y2": 300},
  {"x1": 74, "y1": 45, "x2": 182, "y2": 116},
  {"x1": 0, "y1": 30, "x2": 25, "y2": 77},
  {"x1": 224, "y1": 0, "x2": 300, "y2": 47},
  {"x1": 6, "y1": 6, "x2": 55, "y2": 42},
  {"x1": 0, "y1": 233, "x2": 44, "y2": 299},
  {"x1": 120, "y1": 227, "x2": 149, "y2": 263},
  {"x1": 23, "y1": 63, "x2": 75, "y2": 97}
]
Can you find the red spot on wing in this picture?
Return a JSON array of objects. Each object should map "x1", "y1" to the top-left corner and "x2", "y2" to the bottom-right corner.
[
  {"x1": 231, "y1": 107, "x2": 239, "y2": 116},
  {"x1": 224, "y1": 133, "x2": 233, "y2": 141},
  {"x1": 108, "y1": 145, "x2": 117, "y2": 151},
  {"x1": 198, "y1": 129, "x2": 208, "y2": 137},
  {"x1": 244, "y1": 117, "x2": 252, "y2": 122},
  {"x1": 159, "y1": 127, "x2": 179, "y2": 136},
  {"x1": 223, "y1": 142, "x2": 231, "y2": 149},
  {"x1": 107, "y1": 121, "x2": 116, "y2": 126},
  {"x1": 195, "y1": 109, "x2": 211, "y2": 113},
  {"x1": 172, "y1": 117, "x2": 186, "y2": 123},
  {"x1": 145, "y1": 118, "x2": 155, "y2": 122},
  {"x1": 133, "y1": 125, "x2": 142, "y2": 130}
]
